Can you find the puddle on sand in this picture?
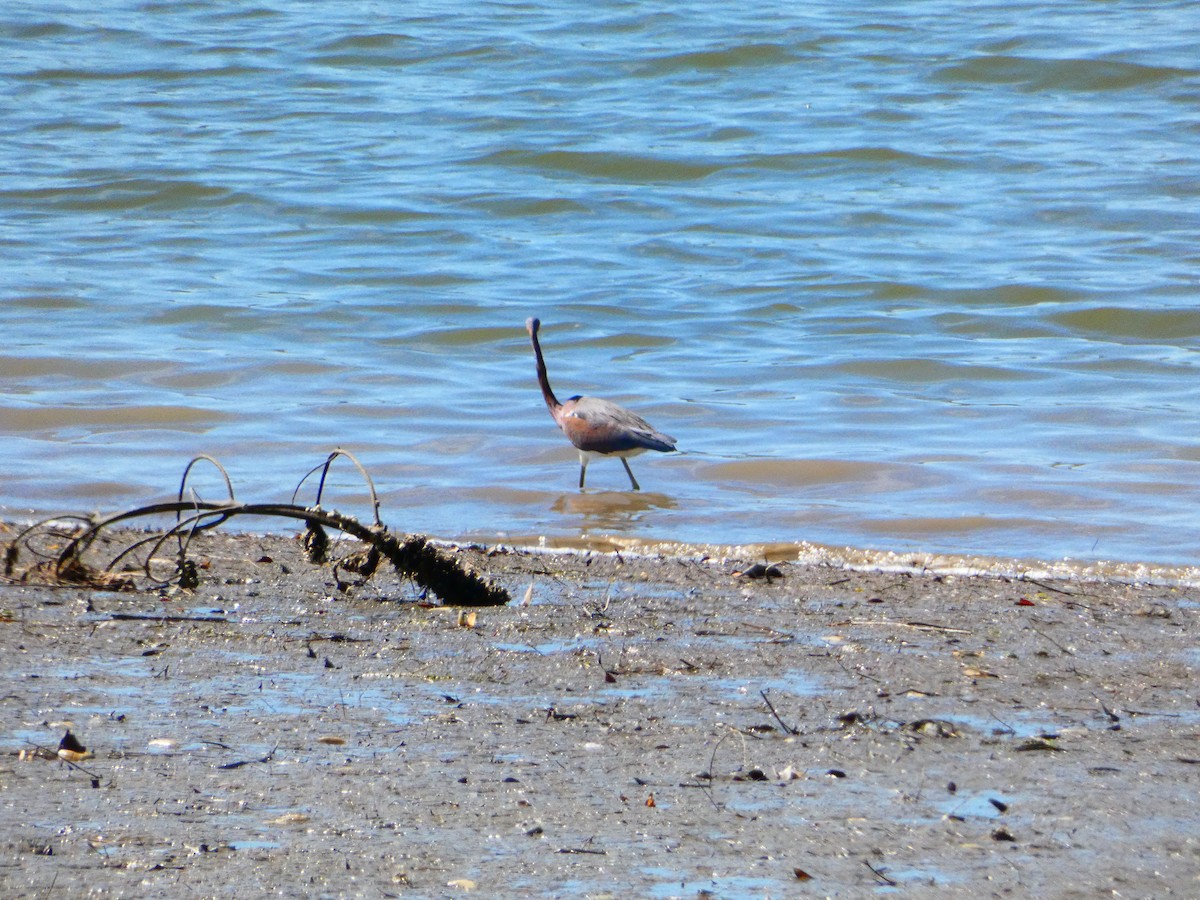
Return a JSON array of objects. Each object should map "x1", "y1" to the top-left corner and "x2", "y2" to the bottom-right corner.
[
  {"x1": 707, "y1": 673, "x2": 822, "y2": 699},
  {"x1": 920, "y1": 710, "x2": 1064, "y2": 740},
  {"x1": 643, "y1": 872, "x2": 779, "y2": 898},
  {"x1": 7, "y1": 726, "x2": 57, "y2": 752},
  {"x1": 938, "y1": 791, "x2": 1012, "y2": 821},
  {"x1": 229, "y1": 840, "x2": 282, "y2": 851},
  {"x1": 493, "y1": 638, "x2": 600, "y2": 655},
  {"x1": 872, "y1": 866, "x2": 965, "y2": 892}
]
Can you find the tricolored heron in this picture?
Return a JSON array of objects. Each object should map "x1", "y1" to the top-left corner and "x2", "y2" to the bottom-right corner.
[{"x1": 525, "y1": 317, "x2": 676, "y2": 491}]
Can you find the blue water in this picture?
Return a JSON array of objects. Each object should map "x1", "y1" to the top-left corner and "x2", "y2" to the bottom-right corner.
[{"x1": 2, "y1": 2, "x2": 1199, "y2": 567}]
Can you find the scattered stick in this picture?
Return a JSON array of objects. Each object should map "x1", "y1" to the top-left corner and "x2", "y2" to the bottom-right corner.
[
  {"x1": 841, "y1": 619, "x2": 971, "y2": 634},
  {"x1": 864, "y1": 860, "x2": 897, "y2": 887},
  {"x1": 988, "y1": 710, "x2": 1017, "y2": 735},
  {"x1": 1126, "y1": 709, "x2": 1184, "y2": 718},
  {"x1": 760, "y1": 689, "x2": 798, "y2": 735},
  {"x1": 1027, "y1": 623, "x2": 1075, "y2": 656},
  {"x1": 108, "y1": 613, "x2": 229, "y2": 624},
  {"x1": 738, "y1": 621, "x2": 795, "y2": 641},
  {"x1": 1023, "y1": 577, "x2": 1075, "y2": 596},
  {"x1": 1091, "y1": 691, "x2": 1120, "y2": 724},
  {"x1": 23, "y1": 739, "x2": 103, "y2": 788},
  {"x1": 828, "y1": 651, "x2": 881, "y2": 683},
  {"x1": 703, "y1": 727, "x2": 750, "y2": 812},
  {"x1": 217, "y1": 744, "x2": 278, "y2": 770}
]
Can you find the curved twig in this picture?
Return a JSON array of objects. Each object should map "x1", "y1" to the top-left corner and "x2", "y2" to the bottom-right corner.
[
  {"x1": 106, "y1": 509, "x2": 236, "y2": 583},
  {"x1": 4, "y1": 515, "x2": 93, "y2": 579},
  {"x1": 292, "y1": 449, "x2": 382, "y2": 527},
  {"x1": 703, "y1": 727, "x2": 750, "y2": 812},
  {"x1": 174, "y1": 456, "x2": 238, "y2": 560},
  {"x1": 178, "y1": 455, "x2": 236, "y2": 506},
  {"x1": 53, "y1": 501, "x2": 240, "y2": 571},
  {"x1": 10, "y1": 515, "x2": 93, "y2": 549}
]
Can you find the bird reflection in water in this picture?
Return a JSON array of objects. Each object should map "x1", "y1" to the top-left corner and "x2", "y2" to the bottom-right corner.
[{"x1": 552, "y1": 489, "x2": 678, "y2": 533}]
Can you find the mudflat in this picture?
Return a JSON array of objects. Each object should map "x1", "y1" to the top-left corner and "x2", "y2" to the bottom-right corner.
[{"x1": 2, "y1": 523, "x2": 1197, "y2": 897}]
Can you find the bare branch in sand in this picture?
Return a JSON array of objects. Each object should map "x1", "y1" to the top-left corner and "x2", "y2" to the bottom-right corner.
[{"x1": 4, "y1": 451, "x2": 509, "y2": 607}]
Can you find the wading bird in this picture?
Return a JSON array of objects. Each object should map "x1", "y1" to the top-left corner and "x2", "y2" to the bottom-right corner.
[{"x1": 525, "y1": 317, "x2": 676, "y2": 491}]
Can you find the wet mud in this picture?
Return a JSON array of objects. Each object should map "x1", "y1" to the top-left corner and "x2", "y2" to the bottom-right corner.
[{"x1": 2, "y1": 525, "x2": 1198, "y2": 897}]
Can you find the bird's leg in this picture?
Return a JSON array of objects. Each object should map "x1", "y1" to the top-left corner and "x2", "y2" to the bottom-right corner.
[
  {"x1": 621, "y1": 458, "x2": 641, "y2": 491},
  {"x1": 579, "y1": 458, "x2": 588, "y2": 490}
]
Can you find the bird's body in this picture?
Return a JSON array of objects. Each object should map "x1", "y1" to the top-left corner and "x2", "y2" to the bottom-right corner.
[{"x1": 525, "y1": 317, "x2": 675, "y2": 490}]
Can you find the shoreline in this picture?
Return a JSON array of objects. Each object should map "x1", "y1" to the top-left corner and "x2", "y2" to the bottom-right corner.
[
  {"x1": 460, "y1": 532, "x2": 1200, "y2": 589},
  {"x1": 5, "y1": 508, "x2": 1199, "y2": 588}
]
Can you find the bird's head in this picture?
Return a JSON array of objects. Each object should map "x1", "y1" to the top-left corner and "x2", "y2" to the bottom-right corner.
[{"x1": 525, "y1": 317, "x2": 541, "y2": 336}]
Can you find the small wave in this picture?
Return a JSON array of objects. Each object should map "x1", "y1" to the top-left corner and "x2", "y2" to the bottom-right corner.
[
  {"x1": 324, "y1": 206, "x2": 445, "y2": 226},
  {"x1": 1049, "y1": 306, "x2": 1200, "y2": 341},
  {"x1": 312, "y1": 52, "x2": 423, "y2": 70},
  {"x1": 7, "y1": 295, "x2": 89, "y2": 312},
  {"x1": 0, "y1": 404, "x2": 235, "y2": 433},
  {"x1": 20, "y1": 64, "x2": 275, "y2": 83},
  {"x1": 459, "y1": 194, "x2": 591, "y2": 217},
  {"x1": 705, "y1": 458, "x2": 922, "y2": 489},
  {"x1": 316, "y1": 33, "x2": 417, "y2": 53},
  {"x1": 0, "y1": 355, "x2": 165, "y2": 380},
  {"x1": 4, "y1": 178, "x2": 252, "y2": 213},
  {"x1": 473, "y1": 145, "x2": 954, "y2": 184},
  {"x1": 838, "y1": 357, "x2": 1038, "y2": 384},
  {"x1": 934, "y1": 54, "x2": 1190, "y2": 92},
  {"x1": 473, "y1": 148, "x2": 723, "y2": 183},
  {"x1": 638, "y1": 42, "x2": 796, "y2": 75},
  {"x1": 738, "y1": 146, "x2": 962, "y2": 172},
  {"x1": 1, "y1": 22, "x2": 72, "y2": 40},
  {"x1": 930, "y1": 283, "x2": 1087, "y2": 307}
]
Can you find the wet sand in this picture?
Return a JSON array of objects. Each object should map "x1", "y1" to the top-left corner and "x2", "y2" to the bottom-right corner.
[{"x1": 2, "y1": 523, "x2": 1198, "y2": 897}]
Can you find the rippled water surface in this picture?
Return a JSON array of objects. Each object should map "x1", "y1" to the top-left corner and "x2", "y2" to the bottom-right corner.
[{"x1": 3, "y1": 2, "x2": 1199, "y2": 566}]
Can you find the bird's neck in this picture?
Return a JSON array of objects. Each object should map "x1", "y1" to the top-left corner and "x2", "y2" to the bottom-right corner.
[{"x1": 531, "y1": 335, "x2": 562, "y2": 413}]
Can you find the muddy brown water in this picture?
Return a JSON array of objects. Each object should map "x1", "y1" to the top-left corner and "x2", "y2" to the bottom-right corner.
[{"x1": 2, "y1": 526, "x2": 1198, "y2": 897}]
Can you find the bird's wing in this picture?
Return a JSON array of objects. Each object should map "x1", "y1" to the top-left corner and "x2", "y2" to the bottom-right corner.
[{"x1": 563, "y1": 397, "x2": 676, "y2": 453}]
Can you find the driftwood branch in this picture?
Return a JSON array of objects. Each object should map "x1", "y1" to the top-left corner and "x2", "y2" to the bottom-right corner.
[{"x1": 5, "y1": 452, "x2": 509, "y2": 607}]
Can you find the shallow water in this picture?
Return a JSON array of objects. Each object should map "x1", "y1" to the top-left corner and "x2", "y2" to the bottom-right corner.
[{"x1": 3, "y1": 2, "x2": 1199, "y2": 565}]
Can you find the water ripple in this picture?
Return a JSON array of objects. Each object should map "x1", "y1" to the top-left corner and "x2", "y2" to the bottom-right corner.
[
  {"x1": 639, "y1": 42, "x2": 798, "y2": 74},
  {"x1": 474, "y1": 149, "x2": 724, "y2": 182},
  {"x1": 934, "y1": 55, "x2": 1194, "y2": 92},
  {"x1": 5, "y1": 178, "x2": 247, "y2": 212}
]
